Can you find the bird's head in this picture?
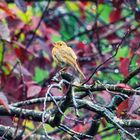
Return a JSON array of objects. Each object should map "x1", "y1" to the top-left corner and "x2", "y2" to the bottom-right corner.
[{"x1": 52, "y1": 41, "x2": 67, "y2": 48}]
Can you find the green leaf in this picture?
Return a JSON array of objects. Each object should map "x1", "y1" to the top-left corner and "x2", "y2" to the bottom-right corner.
[
  {"x1": 66, "y1": 1, "x2": 79, "y2": 11},
  {"x1": 99, "y1": 124, "x2": 120, "y2": 140},
  {"x1": 52, "y1": 34, "x2": 62, "y2": 42},
  {"x1": 0, "y1": 43, "x2": 4, "y2": 67},
  {"x1": 130, "y1": 55, "x2": 137, "y2": 69},
  {"x1": 98, "y1": 4, "x2": 112, "y2": 23},
  {"x1": 98, "y1": 72, "x2": 123, "y2": 83},
  {"x1": 15, "y1": 6, "x2": 32, "y2": 24},
  {"x1": 33, "y1": 67, "x2": 49, "y2": 83},
  {"x1": 115, "y1": 46, "x2": 130, "y2": 60}
]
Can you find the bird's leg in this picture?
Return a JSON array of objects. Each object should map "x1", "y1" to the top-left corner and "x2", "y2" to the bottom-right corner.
[
  {"x1": 71, "y1": 87, "x2": 79, "y2": 117},
  {"x1": 59, "y1": 67, "x2": 67, "y2": 73},
  {"x1": 57, "y1": 67, "x2": 66, "y2": 78}
]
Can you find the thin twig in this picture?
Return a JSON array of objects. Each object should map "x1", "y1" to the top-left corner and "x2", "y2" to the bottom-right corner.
[
  {"x1": 13, "y1": 60, "x2": 26, "y2": 140},
  {"x1": 59, "y1": 124, "x2": 93, "y2": 139},
  {"x1": 98, "y1": 126, "x2": 115, "y2": 134},
  {"x1": 26, "y1": 0, "x2": 50, "y2": 48},
  {"x1": 94, "y1": 1, "x2": 102, "y2": 56},
  {"x1": 22, "y1": 123, "x2": 43, "y2": 140},
  {"x1": 67, "y1": 13, "x2": 133, "y2": 41},
  {"x1": 42, "y1": 80, "x2": 83, "y2": 128},
  {"x1": 82, "y1": 29, "x2": 134, "y2": 85}
]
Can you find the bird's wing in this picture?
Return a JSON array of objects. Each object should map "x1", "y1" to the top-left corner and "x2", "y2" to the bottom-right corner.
[
  {"x1": 52, "y1": 47, "x2": 61, "y2": 63},
  {"x1": 60, "y1": 49, "x2": 85, "y2": 79},
  {"x1": 60, "y1": 47, "x2": 78, "y2": 67},
  {"x1": 52, "y1": 46, "x2": 66, "y2": 66},
  {"x1": 61, "y1": 46, "x2": 77, "y2": 60}
]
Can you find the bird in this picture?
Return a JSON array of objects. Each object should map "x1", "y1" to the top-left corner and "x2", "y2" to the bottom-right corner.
[{"x1": 52, "y1": 41, "x2": 85, "y2": 79}]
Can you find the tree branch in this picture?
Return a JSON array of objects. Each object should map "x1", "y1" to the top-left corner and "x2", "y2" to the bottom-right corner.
[
  {"x1": 121, "y1": 67, "x2": 140, "y2": 83},
  {"x1": 0, "y1": 97, "x2": 140, "y2": 139},
  {"x1": 78, "y1": 83, "x2": 140, "y2": 96}
]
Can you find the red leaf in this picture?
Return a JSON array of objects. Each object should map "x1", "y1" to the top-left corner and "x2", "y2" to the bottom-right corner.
[
  {"x1": 109, "y1": 8, "x2": 121, "y2": 23},
  {"x1": 117, "y1": 95, "x2": 140, "y2": 118},
  {"x1": 13, "y1": 43, "x2": 34, "y2": 63},
  {"x1": 99, "y1": 0, "x2": 104, "y2": 4},
  {"x1": 106, "y1": 34, "x2": 121, "y2": 44},
  {"x1": 119, "y1": 57, "x2": 130, "y2": 77},
  {"x1": 0, "y1": 92, "x2": 10, "y2": 112},
  {"x1": 116, "y1": 98, "x2": 129, "y2": 117},
  {"x1": 77, "y1": 42, "x2": 91, "y2": 55},
  {"x1": 26, "y1": 2, "x2": 33, "y2": 6},
  {"x1": 80, "y1": 1, "x2": 89, "y2": 5},
  {"x1": 101, "y1": 117, "x2": 107, "y2": 128},
  {"x1": 0, "y1": 3, "x2": 16, "y2": 19},
  {"x1": 79, "y1": 2, "x2": 86, "y2": 20},
  {"x1": 3, "y1": 76, "x2": 24, "y2": 100},
  {"x1": 112, "y1": 0, "x2": 123, "y2": 8},
  {"x1": 77, "y1": 42, "x2": 86, "y2": 50}
]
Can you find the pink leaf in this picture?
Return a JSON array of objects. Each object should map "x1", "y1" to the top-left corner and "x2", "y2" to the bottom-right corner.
[
  {"x1": 14, "y1": 0, "x2": 27, "y2": 13},
  {"x1": 0, "y1": 21, "x2": 10, "y2": 42},
  {"x1": 128, "y1": 95, "x2": 140, "y2": 114},
  {"x1": 13, "y1": 64, "x2": 32, "y2": 76},
  {"x1": 97, "y1": 91, "x2": 111, "y2": 105},
  {"x1": 128, "y1": 113, "x2": 140, "y2": 120},
  {"x1": 95, "y1": 134, "x2": 101, "y2": 140},
  {"x1": 27, "y1": 82, "x2": 42, "y2": 98},
  {"x1": 117, "y1": 83, "x2": 132, "y2": 90},
  {"x1": 73, "y1": 124, "x2": 85, "y2": 133}
]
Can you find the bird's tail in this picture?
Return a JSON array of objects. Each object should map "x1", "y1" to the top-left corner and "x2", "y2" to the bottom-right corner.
[{"x1": 75, "y1": 63, "x2": 86, "y2": 79}]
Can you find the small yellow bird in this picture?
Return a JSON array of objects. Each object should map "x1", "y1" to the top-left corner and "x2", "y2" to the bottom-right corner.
[{"x1": 52, "y1": 41, "x2": 85, "y2": 79}]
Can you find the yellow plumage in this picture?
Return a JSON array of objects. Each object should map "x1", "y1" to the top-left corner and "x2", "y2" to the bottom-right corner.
[{"x1": 52, "y1": 41, "x2": 85, "y2": 79}]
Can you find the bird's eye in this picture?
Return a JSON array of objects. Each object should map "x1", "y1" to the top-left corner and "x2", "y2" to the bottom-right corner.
[{"x1": 59, "y1": 43, "x2": 62, "y2": 46}]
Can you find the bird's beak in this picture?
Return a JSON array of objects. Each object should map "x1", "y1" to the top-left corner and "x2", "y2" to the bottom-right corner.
[{"x1": 52, "y1": 43, "x2": 56, "y2": 46}]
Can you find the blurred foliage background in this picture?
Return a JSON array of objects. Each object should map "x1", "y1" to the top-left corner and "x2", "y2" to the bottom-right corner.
[{"x1": 0, "y1": 0, "x2": 140, "y2": 139}]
